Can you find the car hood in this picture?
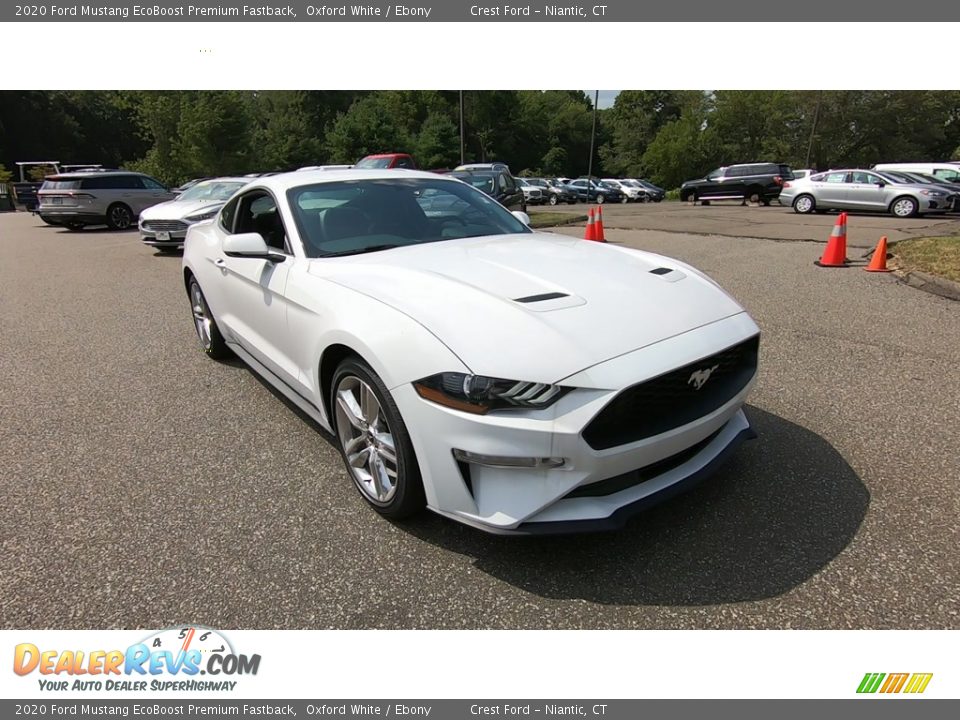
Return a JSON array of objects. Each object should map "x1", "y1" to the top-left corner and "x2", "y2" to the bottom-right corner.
[
  {"x1": 311, "y1": 233, "x2": 746, "y2": 384},
  {"x1": 139, "y1": 198, "x2": 225, "y2": 221}
]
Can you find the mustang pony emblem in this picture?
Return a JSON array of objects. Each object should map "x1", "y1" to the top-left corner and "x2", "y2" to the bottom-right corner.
[{"x1": 688, "y1": 364, "x2": 719, "y2": 390}]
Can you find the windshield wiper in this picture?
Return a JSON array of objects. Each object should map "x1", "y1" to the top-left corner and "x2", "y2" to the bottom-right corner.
[{"x1": 319, "y1": 244, "x2": 402, "y2": 258}]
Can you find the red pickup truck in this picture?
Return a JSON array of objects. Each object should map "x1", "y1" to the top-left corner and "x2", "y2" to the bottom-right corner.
[{"x1": 354, "y1": 153, "x2": 418, "y2": 170}]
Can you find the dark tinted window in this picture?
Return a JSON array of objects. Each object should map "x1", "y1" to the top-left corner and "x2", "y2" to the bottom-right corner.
[
  {"x1": 142, "y1": 176, "x2": 167, "y2": 190},
  {"x1": 219, "y1": 196, "x2": 239, "y2": 233},
  {"x1": 80, "y1": 174, "x2": 143, "y2": 190},
  {"x1": 394, "y1": 157, "x2": 415, "y2": 169},
  {"x1": 235, "y1": 191, "x2": 287, "y2": 251}
]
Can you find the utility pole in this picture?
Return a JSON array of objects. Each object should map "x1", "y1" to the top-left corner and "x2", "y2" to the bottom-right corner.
[
  {"x1": 587, "y1": 90, "x2": 599, "y2": 182},
  {"x1": 459, "y1": 91, "x2": 465, "y2": 165},
  {"x1": 805, "y1": 90, "x2": 823, "y2": 169}
]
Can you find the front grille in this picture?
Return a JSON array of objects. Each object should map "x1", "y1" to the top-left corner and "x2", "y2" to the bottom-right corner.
[
  {"x1": 142, "y1": 220, "x2": 188, "y2": 232},
  {"x1": 566, "y1": 428, "x2": 723, "y2": 498},
  {"x1": 582, "y1": 335, "x2": 759, "y2": 450}
]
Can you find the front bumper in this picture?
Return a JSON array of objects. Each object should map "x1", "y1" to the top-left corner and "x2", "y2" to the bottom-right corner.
[
  {"x1": 140, "y1": 222, "x2": 189, "y2": 248},
  {"x1": 395, "y1": 313, "x2": 760, "y2": 534}
]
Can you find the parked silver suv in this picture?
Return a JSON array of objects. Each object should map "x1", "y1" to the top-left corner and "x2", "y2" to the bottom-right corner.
[{"x1": 38, "y1": 171, "x2": 174, "y2": 230}]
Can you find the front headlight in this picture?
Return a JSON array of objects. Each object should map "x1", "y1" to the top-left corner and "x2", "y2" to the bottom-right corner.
[
  {"x1": 185, "y1": 209, "x2": 218, "y2": 223},
  {"x1": 920, "y1": 190, "x2": 945, "y2": 197},
  {"x1": 413, "y1": 372, "x2": 569, "y2": 414}
]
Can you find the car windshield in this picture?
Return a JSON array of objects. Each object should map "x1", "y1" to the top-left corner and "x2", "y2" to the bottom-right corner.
[
  {"x1": 178, "y1": 180, "x2": 246, "y2": 202},
  {"x1": 450, "y1": 172, "x2": 496, "y2": 194},
  {"x1": 287, "y1": 178, "x2": 530, "y2": 258},
  {"x1": 355, "y1": 157, "x2": 393, "y2": 169}
]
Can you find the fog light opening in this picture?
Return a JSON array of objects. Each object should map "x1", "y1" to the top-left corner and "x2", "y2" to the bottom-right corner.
[{"x1": 452, "y1": 449, "x2": 565, "y2": 469}]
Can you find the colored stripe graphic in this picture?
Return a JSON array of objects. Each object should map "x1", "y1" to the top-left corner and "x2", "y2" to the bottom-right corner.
[
  {"x1": 880, "y1": 673, "x2": 909, "y2": 693},
  {"x1": 857, "y1": 673, "x2": 933, "y2": 694},
  {"x1": 857, "y1": 673, "x2": 885, "y2": 693},
  {"x1": 904, "y1": 673, "x2": 933, "y2": 694}
]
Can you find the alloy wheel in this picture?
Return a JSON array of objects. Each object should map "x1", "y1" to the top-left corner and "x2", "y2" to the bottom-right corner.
[
  {"x1": 190, "y1": 283, "x2": 213, "y2": 350},
  {"x1": 335, "y1": 376, "x2": 399, "y2": 505}
]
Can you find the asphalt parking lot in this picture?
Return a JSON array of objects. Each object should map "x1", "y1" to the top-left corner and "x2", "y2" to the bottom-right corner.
[
  {"x1": 546, "y1": 199, "x2": 960, "y2": 248},
  {"x1": 2, "y1": 207, "x2": 958, "y2": 630}
]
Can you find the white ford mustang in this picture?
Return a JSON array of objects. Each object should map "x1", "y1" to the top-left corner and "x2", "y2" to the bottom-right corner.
[{"x1": 182, "y1": 169, "x2": 760, "y2": 534}]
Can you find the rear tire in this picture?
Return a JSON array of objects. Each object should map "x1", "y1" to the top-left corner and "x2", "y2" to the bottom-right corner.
[
  {"x1": 792, "y1": 194, "x2": 816, "y2": 214},
  {"x1": 596, "y1": 194, "x2": 606, "y2": 204},
  {"x1": 106, "y1": 203, "x2": 134, "y2": 231},
  {"x1": 548, "y1": 194, "x2": 558, "y2": 206}
]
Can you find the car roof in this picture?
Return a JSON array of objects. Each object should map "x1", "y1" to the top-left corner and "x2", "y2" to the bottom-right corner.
[
  {"x1": 48, "y1": 170, "x2": 145, "y2": 179},
  {"x1": 247, "y1": 168, "x2": 462, "y2": 193},
  {"x1": 361, "y1": 153, "x2": 410, "y2": 159}
]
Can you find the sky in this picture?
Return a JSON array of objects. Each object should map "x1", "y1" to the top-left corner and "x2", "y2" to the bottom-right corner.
[{"x1": 587, "y1": 90, "x2": 620, "y2": 109}]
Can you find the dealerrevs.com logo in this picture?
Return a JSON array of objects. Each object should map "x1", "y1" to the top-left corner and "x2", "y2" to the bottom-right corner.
[
  {"x1": 857, "y1": 673, "x2": 933, "y2": 695},
  {"x1": 13, "y1": 627, "x2": 261, "y2": 692}
]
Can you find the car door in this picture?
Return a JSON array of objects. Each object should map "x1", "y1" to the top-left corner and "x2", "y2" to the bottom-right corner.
[
  {"x1": 140, "y1": 175, "x2": 175, "y2": 211},
  {"x1": 815, "y1": 171, "x2": 850, "y2": 208},
  {"x1": 700, "y1": 168, "x2": 726, "y2": 198},
  {"x1": 213, "y1": 189, "x2": 300, "y2": 389},
  {"x1": 568, "y1": 180, "x2": 587, "y2": 201},
  {"x1": 844, "y1": 171, "x2": 888, "y2": 211}
]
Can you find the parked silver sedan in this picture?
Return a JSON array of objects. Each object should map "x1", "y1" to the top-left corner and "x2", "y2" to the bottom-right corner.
[{"x1": 780, "y1": 169, "x2": 951, "y2": 217}]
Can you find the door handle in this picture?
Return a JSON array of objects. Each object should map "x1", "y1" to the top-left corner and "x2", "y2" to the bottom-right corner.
[{"x1": 214, "y1": 258, "x2": 226, "y2": 268}]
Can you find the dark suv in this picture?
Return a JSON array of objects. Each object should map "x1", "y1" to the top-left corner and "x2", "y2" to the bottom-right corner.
[
  {"x1": 450, "y1": 169, "x2": 526, "y2": 212},
  {"x1": 680, "y1": 163, "x2": 793, "y2": 205}
]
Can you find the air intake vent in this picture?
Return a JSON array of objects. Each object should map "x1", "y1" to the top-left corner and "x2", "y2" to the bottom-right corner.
[
  {"x1": 649, "y1": 267, "x2": 673, "y2": 275},
  {"x1": 513, "y1": 292, "x2": 569, "y2": 303}
]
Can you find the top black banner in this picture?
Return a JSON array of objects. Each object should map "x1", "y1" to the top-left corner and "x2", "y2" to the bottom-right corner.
[{"x1": 6, "y1": 0, "x2": 958, "y2": 21}]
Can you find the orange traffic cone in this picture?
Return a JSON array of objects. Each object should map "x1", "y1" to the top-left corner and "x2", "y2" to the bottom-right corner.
[
  {"x1": 584, "y1": 208, "x2": 596, "y2": 241},
  {"x1": 815, "y1": 212, "x2": 849, "y2": 267},
  {"x1": 865, "y1": 236, "x2": 892, "y2": 272},
  {"x1": 595, "y1": 205, "x2": 606, "y2": 242}
]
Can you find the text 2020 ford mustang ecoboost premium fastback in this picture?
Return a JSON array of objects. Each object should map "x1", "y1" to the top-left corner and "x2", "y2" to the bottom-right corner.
[{"x1": 182, "y1": 170, "x2": 760, "y2": 534}]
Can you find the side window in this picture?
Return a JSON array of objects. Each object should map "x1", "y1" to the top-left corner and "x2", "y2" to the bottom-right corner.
[
  {"x1": 848, "y1": 172, "x2": 871, "y2": 184},
  {"x1": 706, "y1": 168, "x2": 723, "y2": 180},
  {"x1": 726, "y1": 167, "x2": 745, "y2": 178},
  {"x1": 235, "y1": 191, "x2": 288, "y2": 252},
  {"x1": 825, "y1": 172, "x2": 848, "y2": 184},
  {"x1": 933, "y1": 168, "x2": 960, "y2": 182},
  {"x1": 395, "y1": 157, "x2": 415, "y2": 169},
  {"x1": 219, "y1": 196, "x2": 239, "y2": 233},
  {"x1": 114, "y1": 175, "x2": 145, "y2": 189},
  {"x1": 80, "y1": 176, "x2": 113, "y2": 190},
  {"x1": 142, "y1": 176, "x2": 166, "y2": 190},
  {"x1": 501, "y1": 174, "x2": 516, "y2": 192}
]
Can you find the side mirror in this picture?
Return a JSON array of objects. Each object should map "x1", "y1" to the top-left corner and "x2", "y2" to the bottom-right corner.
[
  {"x1": 877, "y1": 181, "x2": 886, "y2": 188},
  {"x1": 512, "y1": 210, "x2": 531, "y2": 226},
  {"x1": 223, "y1": 232, "x2": 286, "y2": 262}
]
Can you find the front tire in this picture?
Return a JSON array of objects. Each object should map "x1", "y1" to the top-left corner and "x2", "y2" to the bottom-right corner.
[
  {"x1": 793, "y1": 194, "x2": 816, "y2": 214},
  {"x1": 332, "y1": 358, "x2": 425, "y2": 519},
  {"x1": 106, "y1": 203, "x2": 134, "y2": 230},
  {"x1": 890, "y1": 196, "x2": 918, "y2": 218},
  {"x1": 596, "y1": 194, "x2": 606, "y2": 204},
  {"x1": 188, "y1": 278, "x2": 231, "y2": 360},
  {"x1": 548, "y1": 194, "x2": 558, "y2": 206}
]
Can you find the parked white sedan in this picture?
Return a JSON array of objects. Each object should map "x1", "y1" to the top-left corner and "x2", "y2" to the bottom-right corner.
[
  {"x1": 140, "y1": 177, "x2": 250, "y2": 251},
  {"x1": 182, "y1": 170, "x2": 760, "y2": 534}
]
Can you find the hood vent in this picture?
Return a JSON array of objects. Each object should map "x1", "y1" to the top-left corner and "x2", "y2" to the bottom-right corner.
[
  {"x1": 649, "y1": 267, "x2": 673, "y2": 275},
  {"x1": 513, "y1": 292, "x2": 570, "y2": 303}
]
